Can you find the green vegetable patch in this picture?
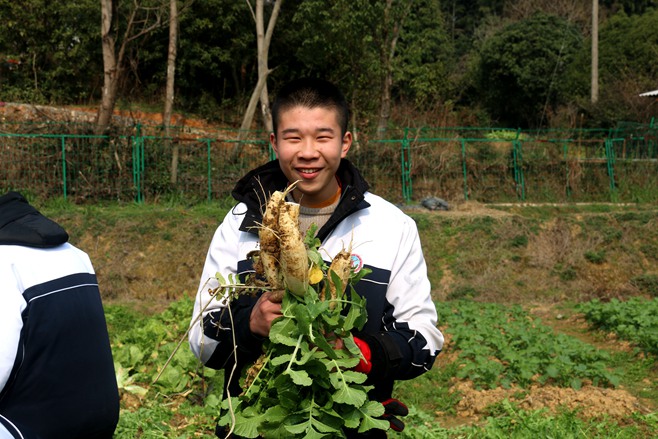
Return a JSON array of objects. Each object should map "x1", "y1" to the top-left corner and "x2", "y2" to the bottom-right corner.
[{"x1": 436, "y1": 301, "x2": 620, "y2": 390}]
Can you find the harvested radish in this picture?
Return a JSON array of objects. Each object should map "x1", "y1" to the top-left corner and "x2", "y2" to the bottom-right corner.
[
  {"x1": 216, "y1": 183, "x2": 387, "y2": 438},
  {"x1": 278, "y1": 201, "x2": 309, "y2": 297}
]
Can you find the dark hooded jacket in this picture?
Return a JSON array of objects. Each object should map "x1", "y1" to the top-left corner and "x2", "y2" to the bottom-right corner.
[{"x1": 0, "y1": 192, "x2": 119, "y2": 439}]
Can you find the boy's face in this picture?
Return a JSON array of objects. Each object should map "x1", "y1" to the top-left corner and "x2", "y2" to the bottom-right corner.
[{"x1": 271, "y1": 105, "x2": 352, "y2": 207}]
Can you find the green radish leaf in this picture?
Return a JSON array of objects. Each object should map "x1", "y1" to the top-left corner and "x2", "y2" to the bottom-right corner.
[
  {"x1": 285, "y1": 411, "x2": 336, "y2": 436},
  {"x1": 356, "y1": 402, "x2": 389, "y2": 433},
  {"x1": 321, "y1": 309, "x2": 340, "y2": 327},
  {"x1": 290, "y1": 302, "x2": 313, "y2": 330},
  {"x1": 276, "y1": 388, "x2": 303, "y2": 410},
  {"x1": 341, "y1": 407, "x2": 362, "y2": 429},
  {"x1": 307, "y1": 248, "x2": 325, "y2": 267},
  {"x1": 351, "y1": 267, "x2": 372, "y2": 284},
  {"x1": 214, "y1": 271, "x2": 226, "y2": 285},
  {"x1": 285, "y1": 425, "x2": 326, "y2": 439},
  {"x1": 306, "y1": 300, "x2": 328, "y2": 321},
  {"x1": 342, "y1": 305, "x2": 359, "y2": 333},
  {"x1": 346, "y1": 289, "x2": 368, "y2": 331},
  {"x1": 362, "y1": 400, "x2": 386, "y2": 417},
  {"x1": 260, "y1": 405, "x2": 289, "y2": 427},
  {"x1": 296, "y1": 346, "x2": 319, "y2": 366},
  {"x1": 232, "y1": 409, "x2": 265, "y2": 438},
  {"x1": 270, "y1": 353, "x2": 293, "y2": 366},
  {"x1": 329, "y1": 270, "x2": 345, "y2": 298},
  {"x1": 338, "y1": 369, "x2": 367, "y2": 385},
  {"x1": 331, "y1": 356, "x2": 361, "y2": 370},
  {"x1": 312, "y1": 332, "x2": 339, "y2": 360},
  {"x1": 331, "y1": 376, "x2": 368, "y2": 407},
  {"x1": 270, "y1": 318, "x2": 300, "y2": 346},
  {"x1": 284, "y1": 368, "x2": 313, "y2": 386},
  {"x1": 303, "y1": 224, "x2": 322, "y2": 250},
  {"x1": 341, "y1": 335, "x2": 361, "y2": 357}
]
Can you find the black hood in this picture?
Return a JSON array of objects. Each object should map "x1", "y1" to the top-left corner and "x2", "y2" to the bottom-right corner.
[
  {"x1": 230, "y1": 159, "x2": 371, "y2": 241},
  {"x1": 0, "y1": 192, "x2": 69, "y2": 248},
  {"x1": 231, "y1": 159, "x2": 370, "y2": 212}
]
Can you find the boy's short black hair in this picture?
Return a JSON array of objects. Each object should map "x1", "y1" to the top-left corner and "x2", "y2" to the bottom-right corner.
[{"x1": 271, "y1": 78, "x2": 350, "y2": 136}]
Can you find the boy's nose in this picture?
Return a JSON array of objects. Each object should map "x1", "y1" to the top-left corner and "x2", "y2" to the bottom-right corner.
[{"x1": 298, "y1": 140, "x2": 319, "y2": 157}]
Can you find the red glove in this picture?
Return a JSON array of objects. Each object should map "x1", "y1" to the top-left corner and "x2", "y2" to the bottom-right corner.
[
  {"x1": 381, "y1": 398, "x2": 409, "y2": 432},
  {"x1": 352, "y1": 336, "x2": 372, "y2": 374}
]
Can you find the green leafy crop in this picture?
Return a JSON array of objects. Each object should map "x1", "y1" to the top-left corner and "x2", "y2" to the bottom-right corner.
[
  {"x1": 215, "y1": 226, "x2": 387, "y2": 438},
  {"x1": 437, "y1": 301, "x2": 619, "y2": 390},
  {"x1": 579, "y1": 297, "x2": 658, "y2": 357}
]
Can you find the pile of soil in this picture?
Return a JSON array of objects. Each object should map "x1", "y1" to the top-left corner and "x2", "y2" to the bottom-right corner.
[{"x1": 451, "y1": 380, "x2": 650, "y2": 421}]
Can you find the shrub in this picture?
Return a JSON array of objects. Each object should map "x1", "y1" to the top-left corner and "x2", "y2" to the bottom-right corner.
[{"x1": 631, "y1": 274, "x2": 658, "y2": 297}]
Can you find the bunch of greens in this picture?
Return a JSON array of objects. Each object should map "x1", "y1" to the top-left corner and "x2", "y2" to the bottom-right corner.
[{"x1": 217, "y1": 227, "x2": 388, "y2": 438}]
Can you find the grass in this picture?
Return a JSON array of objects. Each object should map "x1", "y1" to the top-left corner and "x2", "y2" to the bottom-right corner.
[{"x1": 40, "y1": 200, "x2": 658, "y2": 437}]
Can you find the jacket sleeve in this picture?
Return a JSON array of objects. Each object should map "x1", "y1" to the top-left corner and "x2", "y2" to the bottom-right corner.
[
  {"x1": 361, "y1": 215, "x2": 444, "y2": 382},
  {"x1": 0, "y1": 264, "x2": 25, "y2": 393},
  {"x1": 188, "y1": 208, "x2": 264, "y2": 370},
  {"x1": 0, "y1": 414, "x2": 37, "y2": 439}
]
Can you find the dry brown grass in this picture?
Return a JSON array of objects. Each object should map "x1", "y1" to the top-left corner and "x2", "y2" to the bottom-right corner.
[{"x1": 49, "y1": 201, "x2": 658, "y2": 314}]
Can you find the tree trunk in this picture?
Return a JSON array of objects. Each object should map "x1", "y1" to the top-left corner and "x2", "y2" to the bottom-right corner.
[
  {"x1": 238, "y1": 0, "x2": 282, "y2": 146},
  {"x1": 235, "y1": 70, "x2": 271, "y2": 159},
  {"x1": 375, "y1": 0, "x2": 410, "y2": 139},
  {"x1": 591, "y1": 0, "x2": 599, "y2": 104},
  {"x1": 351, "y1": 91, "x2": 359, "y2": 152},
  {"x1": 166, "y1": 0, "x2": 179, "y2": 184},
  {"x1": 259, "y1": 0, "x2": 281, "y2": 134},
  {"x1": 98, "y1": 0, "x2": 118, "y2": 132},
  {"x1": 97, "y1": 0, "x2": 163, "y2": 133}
]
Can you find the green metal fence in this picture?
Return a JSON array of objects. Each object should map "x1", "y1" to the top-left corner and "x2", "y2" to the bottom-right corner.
[{"x1": 1, "y1": 120, "x2": 656, "y2": 204}]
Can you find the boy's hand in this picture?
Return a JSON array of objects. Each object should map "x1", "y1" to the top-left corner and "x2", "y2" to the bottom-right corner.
[{"x1": 249, "y1": 291, "x2": 283, "y2": 337}]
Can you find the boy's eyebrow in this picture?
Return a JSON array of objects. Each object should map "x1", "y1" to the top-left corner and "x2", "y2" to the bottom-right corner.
[{"x1": 281, "y1": 127, "x2": 336, "y2": 135}]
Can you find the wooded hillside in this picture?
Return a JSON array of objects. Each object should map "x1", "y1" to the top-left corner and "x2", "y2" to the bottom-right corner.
[{"x1": 1, "y1": 0, "x2": 656, "y2": 133}]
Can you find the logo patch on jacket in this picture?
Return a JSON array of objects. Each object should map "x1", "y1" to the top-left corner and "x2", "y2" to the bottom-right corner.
[{"x1": 350, "y1": 253, "x2": 363, "y2": 273}]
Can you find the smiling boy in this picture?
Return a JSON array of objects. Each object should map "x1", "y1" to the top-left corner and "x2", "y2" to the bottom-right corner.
[{"x1": 189, "y1": 78, "x2": 443, "y2": 438}]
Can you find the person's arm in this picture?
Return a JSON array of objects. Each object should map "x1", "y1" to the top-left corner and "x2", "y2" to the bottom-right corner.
[
  {"x1": 0, "y1": 264, "x2": 25, "y2": 393},
  {"x1": 358, "y1": 217, "x2": 444, "y2": 382},
  {"x1": 188, "y1": 209, "x2": 281, "y2": 369},
  {"x1": 0, "y1": 264, "x2": 37, "y2": 439},
  {"x1": 0, "y1": 414, "x2": 30, "y2": 439}
]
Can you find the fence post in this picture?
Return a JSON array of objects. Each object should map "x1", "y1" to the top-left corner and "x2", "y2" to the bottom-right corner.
[
  {"x1": 563, "y1": 142, "x2": 571, "y2": 199},
  {"x1": 60, "y1": 135, "x2": 67, "y2": 200},
  {"x1": 132, "y1": 124, "x2": 144, "y2": 203},
  {"x1": 206, "y1": 139, "x2": 212, "y2": 202},
  {"x1": 512, "y1": 139, "x2": 525, "y2": 201},
  {"x1": 400, "y1": 128, "x2": 412, "y2": 203},
  {"x1": 604, "y1": 137, "x2": 616, "y2": 198},
  {"x1": 461, "y1": 139, "x2": 468, "y2": 200}
]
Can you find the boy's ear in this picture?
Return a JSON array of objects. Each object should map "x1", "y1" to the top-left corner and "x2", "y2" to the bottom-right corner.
[
  {"x1": 341, "y1": 131, "x2": 352, "y2": 158},
  {"x1": 270, "y1": 132, "x2": 279, "y2": 157}
]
